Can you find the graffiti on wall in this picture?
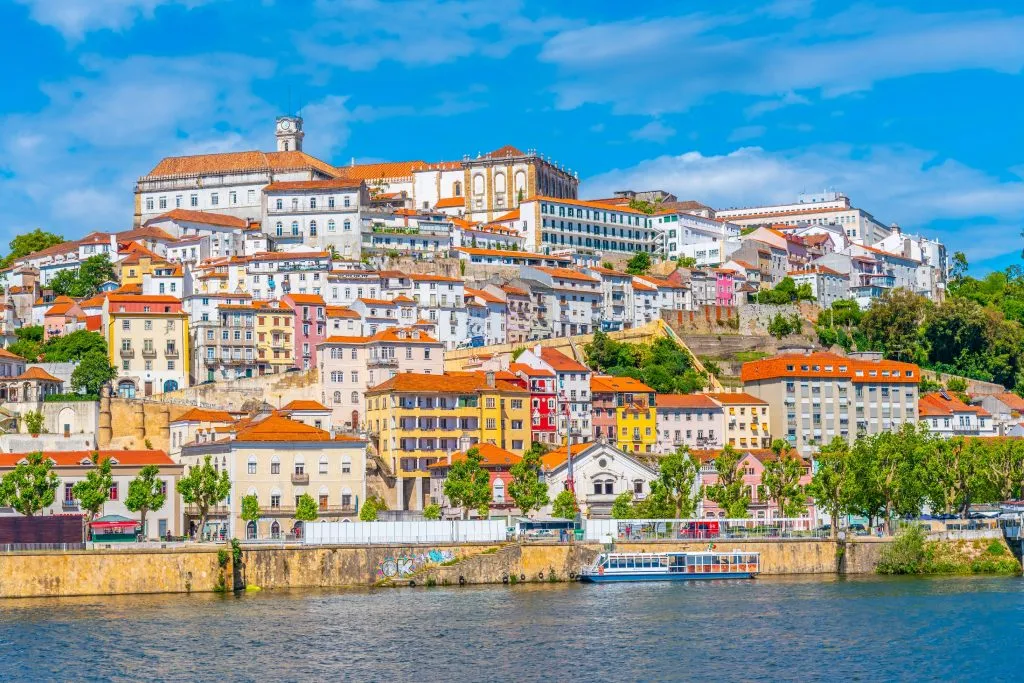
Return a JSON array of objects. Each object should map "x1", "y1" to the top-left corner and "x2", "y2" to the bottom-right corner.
[{"x1": 377, "y1": 549, "x2": 456, "y2": 579}]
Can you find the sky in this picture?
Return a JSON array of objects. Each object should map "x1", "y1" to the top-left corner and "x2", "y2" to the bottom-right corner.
[{"x1": 1, "y1": 0, "x2": 1022, "y2": 273}]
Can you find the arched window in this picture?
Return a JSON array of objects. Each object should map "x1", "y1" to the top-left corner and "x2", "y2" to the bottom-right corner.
[
  {"x1": 493, "y1": 478, "x2": 505, "y2": 503},
  {"x1": 246, "y1": 521, "x2": 257, "y2": 540},
  {"x1": 247, "y1": 455, "x2": 257, "y2": 475},
  {"x1": 328, "y1": 219, "x2": 336, "y2": 232},
  {"x1": 291, "y1": 221, "x2": 299, "y2": 236},
  {"x1": 271, "y1": 521, "x2": 281, "y2": 539},
  {"x1": 514, "y1": 170, "x2": 526, "y2": 197},
  {"x1": 341, "y1": 456, "x2": 352, "y2": 474},
  {"x1": 310, "y1": 197, "x2": 317, "y2": 209},
  {"x1": 276, "y1": 221, "x2": 283, "y2": 236},
  {"x1": 473, "y1": 174, "x2": 484, "y2": 195},
  {"x1": 309, "y1": 220, "x2": 317, "y2": 236},
  {"x1": 351, "y1": 391, "x2": 358, "y2": 404},
  {"x1": 343, "y1": 219, "x2": 351, "y2": 232},
  {"x1": 453, "y1": 181, "x2": 462, "y2": 197},
  {"x1": 494, "y1": 172, "x2": 506, "y2": 194},
  {"x1": 275, "y1": 199, "x2": 283, "y2": 210},
  {"x1": 319, "y1": 455, "x2": 329, "y2": 474}
]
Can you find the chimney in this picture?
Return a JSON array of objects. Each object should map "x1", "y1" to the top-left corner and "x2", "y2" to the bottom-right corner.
[{"x1": 486, "y1": 371, "x2": 496, "y2": 388}]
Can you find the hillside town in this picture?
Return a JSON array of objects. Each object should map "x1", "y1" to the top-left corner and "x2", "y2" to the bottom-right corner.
[{"x1": 1, "y1": 115, "x2": 1016, "y2": 544}]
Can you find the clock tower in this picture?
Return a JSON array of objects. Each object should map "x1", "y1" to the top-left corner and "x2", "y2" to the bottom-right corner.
[{"x1": 275, "y1": 115, "x2": 304, "y2": 152}]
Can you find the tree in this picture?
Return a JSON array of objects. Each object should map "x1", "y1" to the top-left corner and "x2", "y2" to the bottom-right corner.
[
  {"x1": 423, "y1": 503, "x2": 441, "y2": 520},
  {"x1": 240, "y1": 494, "x2": 261, "y2": 537},
  {"x1": 982, "y1": 439, "x2": 1024, "y2": 501},
  {"x1": 71, "y1": 350, "x2": 117, "y2": 396},
  {"x1": 2, "y1": 229, "x2": 64, "y2": 268},
  {"x1": 0, "y1": 451, "x2": 58, "y2": 516},
  {"x1": 611, "y1": 490, "x2": 634, "y2": 519},
  {"x1": 677, "y1": 256, "x2": 697, "y2": 268},
  {"x1": 703, "y1": 445, "x2": 752, "y2": 518},
  {"x1": 625, "y1": 251, "x2": 652, "y2": 275},
  {"x1": 295, "y1": 493, "x2": 319, "y2": 522},
  {"x1": 551, "y1": 489, "x2": 578, "y2": 519},
  {"x1": 950, "y1": 251, "x2": 969, "y2": 283},
  {"x1": 73, "y1": 454, "x2": 113, "y2": 539},
  {"x1": 851, "y1": 424, "x2": 929, "y2": 533},
  {"x1": 359, "y1": 494, "x2": 388, "y2": 521},
  {"x1": 177, "y1": 456, "x2": 231, "y2": 540},
  {"x1": 507, "y1": 445, "x2": 550, "y2": 516},
  {"x1": 443, "y1": 447, "x2": 492, "y2": 519},
  {"x1": 8, "y1": 325, "x2": 43, "y2": 361},
  {"x1": 49, "y1": 254, "x2": 118, "y2": 298},
  {"x1": 758, "y1": 441, "x2": 808, "y2": 519},
  {"x1": 925, "y1": 437, "x2": 987, "y2": 519},
  {"x1": 860, "y1": 289, "x2": 930, "y2": 363},
  {"x1": 125, "y1": 465, "x2": 166, "y2": 539},
  {"x1": 807, "y1": 438, "x2": 853, "y2": 541},
  {"x1": 657, "y1": 446, "x2": 700, "y2": 518},
  {"x1": 42, "y1": 330, "x2": 107, "y2": 363},
  {"x1": 632, "y1": 482, "x2": 676, "y2": 518},
  {"x1": 23, "y1": 410, "x2": 44, "y2": 436}
]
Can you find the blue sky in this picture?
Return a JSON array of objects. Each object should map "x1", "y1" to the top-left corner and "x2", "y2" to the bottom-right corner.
[{"x1": 2, "y1": 0, "x2": 1022, "y2": 272}]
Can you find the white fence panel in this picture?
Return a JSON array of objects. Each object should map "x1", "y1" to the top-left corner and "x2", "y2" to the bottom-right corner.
[{"x1": 304, "y1": 520, "x2": 507, "y2": 545}]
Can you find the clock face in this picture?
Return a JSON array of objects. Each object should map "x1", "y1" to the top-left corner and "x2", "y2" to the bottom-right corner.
[{"x1": 280, "y1": 120, "x2": 291, "y2": 131}]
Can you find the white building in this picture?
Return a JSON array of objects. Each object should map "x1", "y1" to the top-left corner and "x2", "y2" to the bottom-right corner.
[
  {"x1": 519, "y1": 265, "x2": 602, "y2": 337},
  {"x1": 716, "y1": 191, "x2": 891, "y2": 246},
  {"x1": 788, "y1": 266, "x2": 850, "y2": 309},
  {"x1": 263, "y1": 179, "x2": 368, "y2": 259},
  {"x1": 515, "y1": 346, "x2": 593, "y2": 443},
  {"x1": 519, "y1": 197, "x2": 664, "y2": 258},
  {"x1": 245, "y1": 250, "x2": 332, "y2": 300},
  {"x1": 409, "y1": 274, "x2": 468, "y2": 349},
  {"x1": 652, "y1": 212, "x2": 741, "y2": 260},
  {"x1": 919, "y1": 392, "x2": 996, "y2": 438},
  {"x1": 539, "y1": 441, "x2": 659, "y2": 518}
]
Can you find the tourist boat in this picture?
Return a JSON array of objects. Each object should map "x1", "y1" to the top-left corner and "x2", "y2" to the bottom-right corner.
[{"x1": 580, "y1": 551, "x2": 760, "y2": 583}]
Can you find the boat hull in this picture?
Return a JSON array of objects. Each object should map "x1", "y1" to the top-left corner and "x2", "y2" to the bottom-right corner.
[{"x1": 580, "y1": 572, "x2": 755, "y2": 583}]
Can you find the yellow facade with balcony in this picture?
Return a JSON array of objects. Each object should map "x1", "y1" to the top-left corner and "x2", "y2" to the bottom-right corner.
[
  {"x1": 710, "y1": 392, "x2": 772, "y2": 449},
  {"x1": 253, "y1": 300, "x2": 295, "y2": 373},
  {"x1": 365, "y1": 372, "x2": 530, "y2": 510},
  {"x1": 615, "y1": 405, "x2": 657, "y2": 454}
]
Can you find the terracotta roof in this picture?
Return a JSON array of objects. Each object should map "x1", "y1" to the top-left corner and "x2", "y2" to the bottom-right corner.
[
  {"x1": 144, "y1": 150, "x2": 338, "y2": 179},
  {"x1": 531, "y1": 266, "x2": 599, "y2": 283},
  {"x1": 263, "y1": 179, "x2": 361, "y2": 192},
  {"x1": 326, "y1": 306, "x2": 359, "y2": 319},
  {"x1": 173, "y1": 408, "x2": 236, "y2": 423},
  {"x1": 0, "y1": 450, "x2": 175, "y2": 468},
  {"x1": 0, "y1": 348, "x2": 27, "y2": 361},
  {"x1": 705, "y1": 392, "x2": 769, "y2": 406},
  {"x1": 465, "y1": 288, "x2": 505, "y2": 304},
  {"x1": 44, "y1": 297, "x2": 79, "y2": 316},
  {"x1": 455, "y1": 247, "x2": 570, "y2": 262},
  {"x1": 740, "y1": 352, "x2": 918, "y2": 385},
  {"x1": 539, "y1": 347, "x2": 589, "y2": 373},
  {"x1": 369, "y1": 327, "x2": 441, "y2": 344},
  {"x1": 590, "y1": 375, "x2": 654, "y2": 394},
  {"x1": 149, "y1": 209, "x2": 248, "y2": 229},
  {"x1": 283, "y1": 293, "x2": 325, "y2": 305},
  {"x1": 492, "y1": 209, "x2": 521, "y2": 222},
  {"x1": 234, "y1": 413, "x2": 341, "y2": 442},
  {"x1": 540, "y1": 442, "x2": 598, "y2": 471},
  {"x1": 631, "y1": 279, "x2": 656, "y2": 292},
  {"x1": 510, "y1": 362, "x2": 554, "y2": 378},
  {"x1": 85, "y1": 315, "x2": 102, "y2": 331},
  {"x1": 588, "y1": 265, "x2": 630, "y2": 277},
  {"x1": 502, "y1": 284, "x2": 530, "y2": 296},
  {"x1": 993, "y1": 393, "x2": 1024, "y2": 412},
  {"x1": 409, "y1": 273, "x2": 461, "y2": 283},
  {"x1": 281, "y1": 400, "x2": 330, "y2": 412},
  {"x1": 428, "y1": 443, "x2": 522, "y2": 470},
  {"x1": 919, "y1": 392, "x2": 991, "y2": 418},
  {"x1": 15, "y1": 367, "x2": 62, "y2": 382},
  {"x1": 357, "y1": 298, "x2": 398, "y2": 307},
  {"x1": 106, "y1": 294, "x2": 181, "y2": 305},
  {"x1": 435, "y1": 197, "x2": 466, "y2": 209},
  {"x1": 481, "y1": 145, "x2": 526, "y2": 159},
  {"x1": 655, "y1": 394, "x2": 722, "y2": 409},
  {"x1": 341, "y1": 160, "x2": 428, "y2": 181},
  {"x1": 367, "y1": 372, "x2": 527, "y2": 395}
]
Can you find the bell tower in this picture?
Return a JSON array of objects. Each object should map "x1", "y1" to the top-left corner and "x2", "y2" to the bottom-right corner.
[{"x1": 275, "y1": 115, "x2": 304, "y2": 152}]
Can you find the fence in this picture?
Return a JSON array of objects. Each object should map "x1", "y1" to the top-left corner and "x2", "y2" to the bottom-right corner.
[
  {"x1": 0, "y1": 543, "x2": 86, "y2": 552},
  {"x1": 584, "y1": 518, "x2": 826, "y2": 542},
  {"x1": 304, "y1": 520, "x2": 510, "y2": 545}
]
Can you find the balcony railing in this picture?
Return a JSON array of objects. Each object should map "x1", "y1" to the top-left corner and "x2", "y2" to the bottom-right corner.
[
  {"x1": 291, "y1": 472, "x2": 310, "y2": 485},
  {"x1": 368, "y1": 357, "x2": 399, "y2": 368},
  {"x1": 185, "y1": 505, "x2": 230, "y2": 516},
  {"x1": 62, "y1": 500, "x2": 79, "y2": 511},
  {"x1": 142, "y1": 348, "x2": 157, "y2": 359},
  {"x1": 120, "y1": 347, "x2": 135, "y2": 359},
  {"x1": 165, "y1": 347, "x2": 180, "y2": 359}
]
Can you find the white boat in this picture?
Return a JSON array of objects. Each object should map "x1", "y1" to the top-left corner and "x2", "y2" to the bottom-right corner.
[{"x1": 580, "y1": 550, "x2": 760, "y2": 583}]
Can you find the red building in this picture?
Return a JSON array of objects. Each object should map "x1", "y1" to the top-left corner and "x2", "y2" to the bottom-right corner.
[
  {"x1": 511, "y1": 362, "x2": 558, "y2": 446},
  {"x1": 281, "y1": 293, "x2": 325, "y2": 370}
]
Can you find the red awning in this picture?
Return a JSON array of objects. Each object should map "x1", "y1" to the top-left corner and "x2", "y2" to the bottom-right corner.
[{"x1": 90, "y1": 521, "x2": 139, "y2": 530}]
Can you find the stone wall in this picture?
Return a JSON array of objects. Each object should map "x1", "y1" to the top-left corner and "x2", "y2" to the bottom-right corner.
[{"x1": 0, "y1": 546, "x2": 226, "y2": 598}]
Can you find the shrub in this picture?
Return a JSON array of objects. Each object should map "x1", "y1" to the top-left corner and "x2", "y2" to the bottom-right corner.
[{"x1": 876, "y1": 525, "x2": 926, "y2": 575}]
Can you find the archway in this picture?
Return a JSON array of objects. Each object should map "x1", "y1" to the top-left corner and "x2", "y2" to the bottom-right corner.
[
  {"x1": 246, "y1": 521, "x2": 257, "y2": 540},
  {"x1": 117, "y1": 380, "x2": 136, "y2": 399},
  {"x1": 270, "y1": 521, "x2": 281, "y2": 539},
  {"x1": 163, "y1": 379, "x2": 179, "y2": 392}
]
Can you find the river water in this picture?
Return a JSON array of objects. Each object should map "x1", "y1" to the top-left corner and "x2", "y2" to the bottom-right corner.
[{"x1": 0, "y1": 575, "x2": 1020, "y2": 681}]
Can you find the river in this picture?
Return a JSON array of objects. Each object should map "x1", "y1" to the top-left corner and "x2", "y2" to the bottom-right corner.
[{"x1": 0, "y1": 575, "x2": 1020, "y2": 681}]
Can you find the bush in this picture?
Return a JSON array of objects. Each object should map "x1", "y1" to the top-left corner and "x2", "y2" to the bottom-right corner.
[
  {"x1": 217, "y1": 549, "x2": 230, "y2": 568},
  {"x1": 876, "y1": 525, "x2": 926, "y2": 575}
]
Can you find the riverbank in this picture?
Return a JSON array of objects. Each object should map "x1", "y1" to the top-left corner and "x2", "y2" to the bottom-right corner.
[{"x1": 0, "y1": 536, "x2": 1016, "y2": 598}]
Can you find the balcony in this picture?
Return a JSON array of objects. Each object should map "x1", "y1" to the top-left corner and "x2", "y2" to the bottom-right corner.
[
  {"x1": 142, "y1": 347, "x2": 157, "y2": 359},
  {"x1": 62, "y1": 500, "x2": 79, "y2": 512},
  {"x1": 368, "y1": 357, "x2": 399, "y2": 369},
  {"x1": 185, "y1": 505, "x2": 230, "y2": 517},
  {"x1": 165, "y1": 347, "x2": 180, "y2": 359},
  {"x1": 291, "y1": 472, "x2": 310, "y2": 485},
  {"x1": 259, "y1": 506, "x2": 297, "y2": 517},
  {"x1": 273, "y1": 231, "x2": 305, "y2": 241},
  {"x1": 120, "y1": 347, "x2": 135, "y2": 359}
]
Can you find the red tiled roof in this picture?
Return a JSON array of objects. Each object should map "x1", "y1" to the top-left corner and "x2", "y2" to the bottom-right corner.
[
  {"x1": 428, "y1": 443, "x2": 522, "y2": 470},
  {"x1": 15, "y1": 367, "x2": 62, "y2": 382},
  {"x1": 144, "y1": 150, "x2": 339, "y2": 179},
  {"x1": 367, "y1": 372, "x2": 527, "y2": 394},
  {"x1": 541, "y1": 442, "x2": 598, "y2": 471},
  {"x1": 234, "y1": 413, "x2": 339, "y2": 442},
  {"x1": 740, "y1": 352, "x2": 918, "y2": 385},
  {"x1": 919, "y1": 392, "x2": 990, "y2": 418},
  {"x1": 173, "y1": 408, "x2": 236, "y2": 423},
  {"x1": 281, "y1": 400, "x2": 330, "y2": 412},
  {"x1": 148, "y1": 209, "x2": 248, "y2": 229},
  {"x1": 263, "y1": 179, "x2": 361, "y2": 192},
  {"x1": 705, "y1": 392, "x2": 769, "y2": 406},
  {"x1": 510, "y1": 362, "x2": 554, "y2": 378},
  {"x1": 531, "y1": 266, "x2": 599, "y2": 283},
  {"x1": 0, "y1": 450, "x2": 175, "y2": 468},
  {"x1": 435, "y1": 197, "x2": 466, "y2": 209},
  {"x1": 655, "y1": 394, "x2": 721, "y2": 409},
  {"x1": 590, "y1": 375, "x2": 654, "y2": 394},
  {"x1": 540, "y1": 347, "x2": 589, "y2": 373}
]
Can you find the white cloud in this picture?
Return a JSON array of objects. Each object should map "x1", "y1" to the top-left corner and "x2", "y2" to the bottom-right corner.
[
  {"x1": 581, "y1": 145, "x2": 1024, "y2": 263},
  {"x1": 14, "y1": 0, "x2": 210, "y2": 40},
  {"x1": 299, "y1": 0, "x2": 570, "y2": 71},
  {"x1": 540, "y1": 7, "x2": 1024, "y2": 114},
  {"x1": 629, "y1": 121, "x2": 675, "y2": 143},
  {"x1": 728, "y1": 125, "x2": 766, "y2": 142}
]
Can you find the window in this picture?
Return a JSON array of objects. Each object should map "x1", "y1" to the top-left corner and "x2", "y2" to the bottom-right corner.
[
  {"x1": 294, "y1": 461, "x2": 305, "y2": 475},
  {"x1": 342, "y1": 457, "x2": 351, "y2": 474},
  {"x1": 319, "y1": 456, "x2": 328, "y2": 474},
  {"x1": 109, "y1": 483, "x2": 119, "y2": 501},
  {"x1": 211, "y1": 193, "x2": 219, "y2": 206},
  {"x1": 271, "y1": 458, "x2": 280, "y2": 475},
  {"x1": 271, "y1": 494, "x2": 281, "y2": 509},
  {"x1": 247, "y1": 457, "x2": 257, "y2": 475}
]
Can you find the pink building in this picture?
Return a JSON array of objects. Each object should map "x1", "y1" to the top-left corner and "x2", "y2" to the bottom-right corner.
[
  {"x1": 428, "y1": 443, "x2": 522, "y2": 517},
  {"x1": 695, "y1": 448, "x2": 816, "y2": 524},
  {"x1": 43, "y1": 296, "x2": 86, "y2": 340},
  {"x1": 655, "y1": 394, "x2": 725, "y2": 453},
  {"x1": 713, "y1": 270, "x2": 737, "y2": 307},
  {"x1": 282, "y1": 293, "x2": 326, "y2": 370}
]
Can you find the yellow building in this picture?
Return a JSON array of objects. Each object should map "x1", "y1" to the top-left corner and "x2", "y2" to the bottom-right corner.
[
  {"x1": 591, "y1": 375, "x2": 657, "y2": 454},
  {"x1": 365, "y1": 371, "x2": 531, "y2": 510},
  {"x1": 253, "y1": 300, "x2": 295, "y2": 374},
  {"x1": 105, "y1": 294, "x2": 190, "y2": 398},
  {"x1": 117, "y1": 243, "x2": 169, "y2": 287},
  {"x1": 707, "y1": 392, "x2": 772, "y2": 449}
]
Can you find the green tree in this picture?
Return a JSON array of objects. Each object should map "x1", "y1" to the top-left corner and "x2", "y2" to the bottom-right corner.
[
  {"x1": 50, "y1": 255, "x2": 117, "y2": 298},
  {"x1": 950, "y1": 251, "x2": 969, "y2": 283},
  {"x1": 2, "y1": 229, "x2": 64, "y2": 268},
  {"x1": 443, "y1": 447, "x2": 492, "y2": 519},
  {"x1": 240, "y1": 494, "x2": 261, "y2": 536},
  {"x1": 925, "y1": 437, "x2": 987, "y2": 519},
  {"x1": 704, "y1": 445, "x2": 752, "y2": 518},
  {"x1": 677, "y1": 256, "x2": 697, "y2": 268},
  {"x1": 73, "y1": 455, "x2": 113, "y2": 538},
  {"x1": 657, "y1": 446, "x2": 700, "y2": 518},
  {"x1": 359, "y1": 494, "x2": 388, "y2": 521},
  {"x1": 625, "y1": 251, "x2": 652, "y2": 275},
  {"x1": 0, "y1": 451, "x2": 58, "y2": 516},
  {"x1": 632, "y1": 482, "x2": 676, "y2": 518},
  {"x1": 23, "y1": 409, "x2": 45, "y2": 436},
  {"x1": 860, "y1": 289, "x2": 930, "y2": 363},
  {"x1": 177, "y1": 455, "x2": 231, "y2": 541},
  {"x1": 8, "y1": 325, "x2": 43, "y2": 361},
  {"x1": 125, "y1": 465, "x2": 166, "y2": 539},
  {"x1": 42, "y1": 330, "x2": 107, "y2": 363},
  {"x1": 295, "y1": 493, "x2": 319, "y2": 522},
  {"x1": 423, "y1": 503, "x2": 442, "y2": 520},
  {"x1": 982, "y1": 439, "x2": 1024, "y2": 501},
  {"x1": 71, "y1": 350, "x2": 116, "y2": 396},
  {"x1": 611, "y1": 490, "x2": 634, "y2": 519},
  {"x1": 852, "y1": 424, "x2": 929, "y2": 533},
  {"x1": 807, "y1": 438, "x2": 853, "y2": 541},
  {"x1": 768, "y1": 313, "x2": 795, "y2": 339},
  {"x1": 507, "y1": 445, "x2": 550, "y2": 516},
  {"x1": 758, "y1": 441, "x2": 808, "y2": 518},
  {"x1": 551, "y1": 489, "x2": 578, "y2": 519}
]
